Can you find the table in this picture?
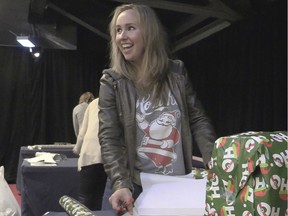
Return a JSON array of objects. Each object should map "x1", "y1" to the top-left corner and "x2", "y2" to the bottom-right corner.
[
  {"x1": 16, "y1": 145, "x2": 76, "y2": 192},
  {"x1": 21, "y1": 158, "x2": 79, "y2": 216}
]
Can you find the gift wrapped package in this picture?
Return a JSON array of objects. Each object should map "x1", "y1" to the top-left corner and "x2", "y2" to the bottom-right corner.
[{"x1": 205, "y1": 131, "x2": 288, "y2": 216}]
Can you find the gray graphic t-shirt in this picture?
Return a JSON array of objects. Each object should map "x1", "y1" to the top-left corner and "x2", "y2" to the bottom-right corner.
[{"x1": 134, "y1": 91, "x2": 185, "y2": 185}]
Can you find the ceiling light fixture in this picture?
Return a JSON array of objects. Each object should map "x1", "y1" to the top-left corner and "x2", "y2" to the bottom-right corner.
[
  {"x1": 16, "y1": 36, "x2": 36, "y2": 47},
  {"x1": 29, "y1": 47, "x2": 42, "y2": 59}
]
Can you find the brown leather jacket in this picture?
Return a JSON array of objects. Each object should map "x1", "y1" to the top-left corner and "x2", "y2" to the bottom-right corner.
[{"x1": 98, "y1": 59, "x2": 216, "y2": 192}]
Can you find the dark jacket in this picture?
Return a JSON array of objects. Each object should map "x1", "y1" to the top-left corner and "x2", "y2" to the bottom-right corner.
[{"x1": 98, "y1": 59, "x2": 216, "y2": 192}]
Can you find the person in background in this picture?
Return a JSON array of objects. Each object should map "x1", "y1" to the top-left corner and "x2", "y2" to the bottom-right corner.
[
  {"x1": 72, "y1": 92, "x2": 94, "y2": 137},
  {"x1": 73, "y1": 98, "x2": 107, "y2": 210},
  {"x1": 98, "y1": 4, "x2": 216, "y2": 214}
]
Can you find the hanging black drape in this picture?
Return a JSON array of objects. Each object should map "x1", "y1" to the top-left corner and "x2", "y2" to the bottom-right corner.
[
  {"x1": 0, "y1": 47, "x2": 107, "y2": 182},
  {"x1": 0, "y1": 48, "x2": 34, "y2": 183},
  {"x1": 177, "y1": 0, "x2": 287, "y2": 137},
  {"x1": 0, "y1": 0, "x2": 286, "y2": 182},
  {"x1": 29, "y1": 49, "x2": 107, "y2": 144}
]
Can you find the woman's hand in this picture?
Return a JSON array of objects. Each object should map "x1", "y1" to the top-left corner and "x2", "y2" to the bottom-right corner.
[
  {"x1": 109, "y1": 188, "x2": 134, "y2": 214},
  {"x1": 72, "y1": 146, "x2": 79, "y2": 155}
]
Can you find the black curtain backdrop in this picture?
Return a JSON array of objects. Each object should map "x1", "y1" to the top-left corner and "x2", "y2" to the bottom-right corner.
[
  {"x1": 176, "y1": 0, "x2": 287, "y2": 137},
  {"x1": 0, "y1": 47, "x2": 108, "y2": 182},
  {"x1": 0, "y1": 0, "x2": 286, "y2": 182}
]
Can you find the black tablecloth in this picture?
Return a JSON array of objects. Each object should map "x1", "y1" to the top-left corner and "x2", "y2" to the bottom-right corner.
[
  {"x1": 21, "y1": 158, "x2": 79, "y2": 216},
  {"x1": 16, "y1": 145, "x2": 76, "y2": 192}
]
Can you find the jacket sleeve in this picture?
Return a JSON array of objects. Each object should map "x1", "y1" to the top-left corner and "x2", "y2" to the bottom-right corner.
[
  {"x1": 72, "y1": 108, "x2": 79, "y2": 137},
  {"x1": 74, "y1": 105, "x2": 89, "y2": 155},
  {"x1": 182, "y1": 63, "x2": 217, "y2": 166},
  {"x1": 98, "y1": 71, "x2": 133, "y2": 192}
]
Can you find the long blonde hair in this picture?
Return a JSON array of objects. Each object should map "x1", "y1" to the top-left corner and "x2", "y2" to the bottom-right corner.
[{"x1": 109, "y1": 4, "x2": 170, "y2": 104}]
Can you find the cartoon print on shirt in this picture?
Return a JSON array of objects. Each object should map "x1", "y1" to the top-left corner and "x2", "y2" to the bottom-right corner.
[{"x1": 136, "y1": 110, "x2": 180, "y2": 175}]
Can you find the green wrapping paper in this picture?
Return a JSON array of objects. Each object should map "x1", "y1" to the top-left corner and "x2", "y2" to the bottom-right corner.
[{"x1": 205, "y1": 131, "x2": 288, "y2": 216}]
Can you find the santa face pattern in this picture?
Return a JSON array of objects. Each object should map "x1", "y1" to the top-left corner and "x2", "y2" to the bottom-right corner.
[{"x1": 135, "y1": 91, "x2": 184, "y2": 175}]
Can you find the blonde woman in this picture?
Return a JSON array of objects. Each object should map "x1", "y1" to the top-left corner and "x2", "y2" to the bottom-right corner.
[
  {"x1": 72, "y1": 92, "x2": 94, "y2": 137},
  {"x1": 73, "y1": 98, "x2": 107, "y2": 210},
  {"x1": 98, "y1": 4, "x2": 216, "y2": 214}
]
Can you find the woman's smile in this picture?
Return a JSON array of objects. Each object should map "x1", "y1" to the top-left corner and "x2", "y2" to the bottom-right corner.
[{"x1": 116, "y1": 9, "x2": 145, "y2": 65}]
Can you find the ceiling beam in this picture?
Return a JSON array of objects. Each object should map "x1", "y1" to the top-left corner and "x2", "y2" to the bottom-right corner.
[
  {"x1": 210, "y1": 0, "x2": 242, "y2": 20},
  {"x1": 173, "y1": 15, "x2": 207, "y2": 36},
  {"x1": 47, "y1": 2, "x2": 109, "y2": 40},
  {"x1": 111, "y1": 0, "x2": 241, "y2": 21},
  {"x1": 172, "y1": 19, "x2": 230, "y2": 52},
  {"x1": 36, "y1": 24, "x2": 77, "y2": 49}
]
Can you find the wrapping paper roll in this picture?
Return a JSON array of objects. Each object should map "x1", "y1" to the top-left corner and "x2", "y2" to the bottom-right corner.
[{"x1": 59, "y1": 195, "x2": 95, "y2": 216}]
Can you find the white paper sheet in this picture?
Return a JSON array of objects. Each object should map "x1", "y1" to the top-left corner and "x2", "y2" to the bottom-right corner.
[
  {"x1": 133, "y1": 173, "x2": 207, "y2": 216},
  {"x1": 25, "y1": 152, "x2": 59, "y2": 165}
]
